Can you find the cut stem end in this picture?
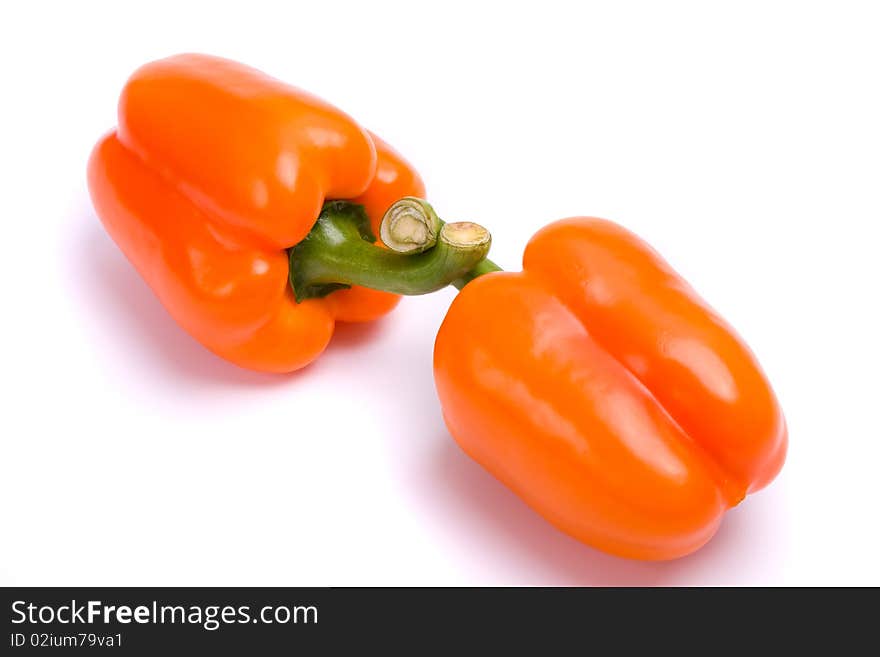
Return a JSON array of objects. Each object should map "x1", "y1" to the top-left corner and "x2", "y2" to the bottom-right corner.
[
  {"x1": 380, "y1": 197, "x2": 441, "y2": 254},
  {"x1": 441, "y1": 221, "x2": 492, "y2": 250}
]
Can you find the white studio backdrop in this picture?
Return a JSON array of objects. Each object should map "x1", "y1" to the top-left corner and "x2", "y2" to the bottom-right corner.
[{"x1": 0, "y1": 0, "x2": 877, "y2": 585}]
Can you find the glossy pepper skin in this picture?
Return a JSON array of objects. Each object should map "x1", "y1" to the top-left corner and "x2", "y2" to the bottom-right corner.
[
  {"x1": 434, "y1": 218, "x2": 787, "y2": 560},
  {"x1": 88, "y1": 54, "x2": 425, "y2": 372}
]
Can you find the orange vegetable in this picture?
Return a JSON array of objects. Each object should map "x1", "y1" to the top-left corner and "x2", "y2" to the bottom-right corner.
[
  {"x1": 434, "y1": 218, "x2": 787, "y2": 560},
  {"x1": 88, "y1": 54, "x2": 426, "y2": 372}
]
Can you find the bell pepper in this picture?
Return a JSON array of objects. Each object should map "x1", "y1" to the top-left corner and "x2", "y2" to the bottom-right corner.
[
  {"x1": 433, "y1": 217, "x2": 787, "y2": 560},
  {"x1": 88, "y1": 54, "x2": 489, "y2": 372}
]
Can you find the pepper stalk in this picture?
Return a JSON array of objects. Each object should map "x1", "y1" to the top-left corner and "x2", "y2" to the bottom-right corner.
[{"x1": 289, "y1": 199, "x2": 495, "y2": 302}]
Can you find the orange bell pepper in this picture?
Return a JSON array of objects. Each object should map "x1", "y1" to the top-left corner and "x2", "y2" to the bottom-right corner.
[
  {"x1": 88, "y1": 54, "x2": 471, "y2": 373},
  {"x1": 434, "y1": 217, "x2": 787, "y2": 560}
]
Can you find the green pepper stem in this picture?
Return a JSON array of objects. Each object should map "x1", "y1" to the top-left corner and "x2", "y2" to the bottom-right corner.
[
  {"x1": 289, "y1": 201, "x2": 491, "y2": 302},
  {"x1": 379, "y1": 198, "x2": 504, "y2": 290}
]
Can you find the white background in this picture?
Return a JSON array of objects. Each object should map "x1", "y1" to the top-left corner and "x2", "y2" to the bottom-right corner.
[{"x1": 1, "y1": 1, "x2": 878, "y2": 586}]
